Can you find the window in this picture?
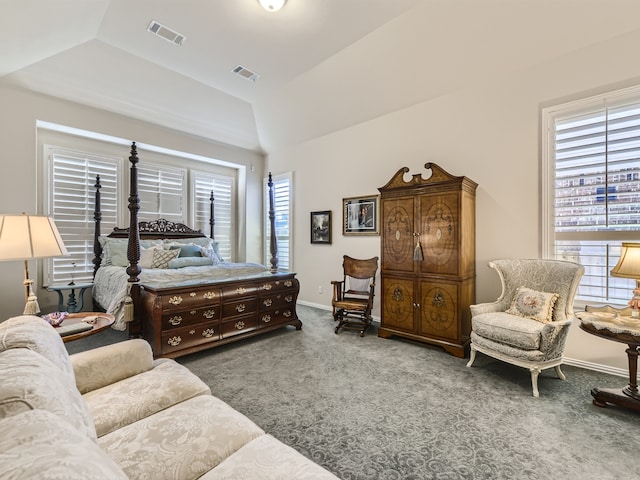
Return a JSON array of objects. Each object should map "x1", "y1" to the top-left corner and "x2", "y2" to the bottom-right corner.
[
  {"x1": 542, "y1": 86, "x2": 640, "y2": 305},
  {"x1": 265, "y1": 172, "x2": 292, "y2": 271},
  {"x1": 46, "y1": 146, "x2": 120, "y2": 285},
  {"x1": 138, "y1": 163, "x2": 186, "y2": 223},
  {"x1": 192, "y1": 171, "x2": 234, "y2": 261}
]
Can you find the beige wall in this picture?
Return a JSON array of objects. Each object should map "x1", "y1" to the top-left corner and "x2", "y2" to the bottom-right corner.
[
  {"x1": 267, "y1": 29, "x2": 640, "y2": 374},
  {"x1": 0, "y1": 86, "x2": 265, "y2": 319}
]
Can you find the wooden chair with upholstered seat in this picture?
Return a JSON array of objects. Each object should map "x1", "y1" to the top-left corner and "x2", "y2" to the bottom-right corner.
[{"x1": 331, "y1": 255, "x2": 379, "y2": 337}]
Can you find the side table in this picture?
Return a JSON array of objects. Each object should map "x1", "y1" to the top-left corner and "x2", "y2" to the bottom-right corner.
[
  {"x1": 57, "y1": 312, "x2": 115, "y2": 343},
  {"x1": 577, "y1": 308, "x2": 640, "y2": 412},
  {"x1": 47, "y1": 282, "x2": 93, "y2": 313}
]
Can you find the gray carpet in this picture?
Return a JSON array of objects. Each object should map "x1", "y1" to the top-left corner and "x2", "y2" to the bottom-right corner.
[{"x1": 67, "y1": 305, "x2": 640, "y2": 480}]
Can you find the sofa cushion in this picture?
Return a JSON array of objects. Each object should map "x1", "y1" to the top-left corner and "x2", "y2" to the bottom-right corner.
[
  {"x1": 99, "y1": 394, "x2": 265, "y2": 480},
  {"x1": 506, "y1": 286, "x2": 559, "y2": 323},
  {"x1": 84, "y1": 358, "x2": 212, "y2": 437},
  {"x1": 0, "y1": 409, "x2": 127, "y2": 480},
  {"x1": 0, "y1": 314, "x2": 75, "y2": 382},
  {"x1": 471, "y1": 311, "x2": 544, "y2": 350},
  {"x1": 201, "y1": 434, "x2": 340, "y2": 480},
  {"x1": 0, "y1": 348, "x2": 97, "y2": 441}
]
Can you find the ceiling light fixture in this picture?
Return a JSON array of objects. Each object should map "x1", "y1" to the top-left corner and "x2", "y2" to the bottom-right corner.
[{"x1": 258, "y1": 0, "x2": 287, "y2": 13}]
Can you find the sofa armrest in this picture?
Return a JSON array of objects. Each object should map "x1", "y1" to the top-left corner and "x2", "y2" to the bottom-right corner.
[
  {"x1": 539, "y1": 317, "x2": 573, "y2": 355},
  {"x1": 470, "y1": 300, "x2": 507, "y2": 317},
  {"x1": 71, "y1": 339, "x2": 154, "y2": 394}
]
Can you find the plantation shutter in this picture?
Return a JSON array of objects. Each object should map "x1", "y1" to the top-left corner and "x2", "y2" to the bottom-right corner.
[
  {"x1": 265, "y1": 173, "x2": 292, "y2": 271},
  {"x1": 550, "y1": 98, "x2": 640, "y2": 304},
  {"x1": 193, "y1": 171, "x2": 234, "y2": 261},
  {"x1": 48, "y1": 147, "x2": 119, "y2": 285},
  {"x1": 138, "y1": 163, "x2": 186, "y2": 223}
]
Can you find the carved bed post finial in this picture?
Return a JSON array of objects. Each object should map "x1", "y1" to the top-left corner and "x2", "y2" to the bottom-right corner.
[
  {"x1": 209, "y1": 190, "x2": 215, "y2": 240},
  {"x1": 127, "y1": 142, "x2": 141, "y2": 283},
  {"x1": 92, "y1": 175, "x2": 103, "y2": 278},
  {"x1": 268, "y1": 172, "x2": 278, "y2": 273}
]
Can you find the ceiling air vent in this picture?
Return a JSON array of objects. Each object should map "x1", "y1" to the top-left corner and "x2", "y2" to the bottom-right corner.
[
  {"x1": 147, "y1": 20, "x2": 186, "y2": 46},
  {"x1": 232, "y1": 65, "x2": 260, "y2": 82}
]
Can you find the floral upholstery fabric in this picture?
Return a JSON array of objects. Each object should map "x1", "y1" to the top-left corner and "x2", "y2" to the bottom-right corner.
[
  {"x1": 471, "y1": 311, "x2": 544, "y2": 351},
  {"x1": 99, "y1": 395, "x2": 265, "y2": 480},
  {"x1": 0, "y1": 348, "x2": 97, "y2": 441},
  {"x1": 0, "y1": 315, "x2": 75, "y2": 382},
  {"x1": 84, "y1": 357, "x2": 211, "y2": 437},
  {"x1": 201, "y1": 434, "x2": 340, "y2": 480},
  {"x1": 506, "y1": 286, "x2": 559, "y2": 323},
  {"x1": 0, "y1": 410, "x2": 127, "y2": 480},
  {"x1": 72, "y1": 339, "x2": 155, "y2": 394}
]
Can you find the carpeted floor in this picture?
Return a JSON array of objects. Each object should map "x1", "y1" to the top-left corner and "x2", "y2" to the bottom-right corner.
[{"x1": 67, "y1": 305, "x2": 640, "y2": 480}]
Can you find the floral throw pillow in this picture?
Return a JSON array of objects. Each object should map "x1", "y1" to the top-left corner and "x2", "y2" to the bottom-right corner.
[
  {"x1": 150, "y1": 248, "x2": 180, "y2": 269},
  {"x1": 506, "y1": 286, "x2": 559, "y2": 323}
]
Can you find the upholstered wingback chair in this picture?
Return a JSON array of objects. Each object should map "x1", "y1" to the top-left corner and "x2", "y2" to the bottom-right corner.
[{"x1": 466, "y1": 259, "x2": 584, "y2": 397}]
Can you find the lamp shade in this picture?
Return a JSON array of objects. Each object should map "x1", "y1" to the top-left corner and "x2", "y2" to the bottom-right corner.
[
  {"x1": 0, "y1": 214, "x2": 68, "y2": 261},
  {"x1": 610, "y1": 242, "x2": 640, "y2": 279},
  {"x1": 258, "y1": 0, "x2": 286, "y2": 12}
]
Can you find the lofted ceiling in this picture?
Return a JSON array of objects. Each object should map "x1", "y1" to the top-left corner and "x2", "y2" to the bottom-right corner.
[{"x1": 3, "y1": 0, "x2": 640, "y2": 153}]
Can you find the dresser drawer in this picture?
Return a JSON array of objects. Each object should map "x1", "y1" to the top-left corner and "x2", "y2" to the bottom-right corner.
[
  {"x1": 161, "y1": 322, "x2": 220, "y2": 355},
  {"x1": 260, "y1": 278, "x2": 297, "y2": 294},
  {"x1": 259, "y1": 291, "x2": 296, "y2": 310},
  {"x1": 221, "y1": 297, "x2": 258, "y2": 318},
  {"x1": 161, "y1": 306, "x2": 220, "y2": 330},
  {"x1": 155, "y1": 288, "x2": 220, "y2": 311},
  {"x1": 220, "y1": 315, "x2": 258, "y2": 338},
  {"x1": 221, "y1": 284, "x2": 260, "y2": 300},
  {"x1": 257, "y1": 306, "x2": 297, "y2": 327}
]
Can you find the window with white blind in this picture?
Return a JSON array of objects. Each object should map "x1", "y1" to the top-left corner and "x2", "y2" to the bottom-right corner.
[
  {"x1": 138, "y1": 163, "x2": 186, "y2": 223},
  {"x1": 192, "y1": 171, "x2": 234, "y2": 261},
  {"x1": 542, "y1": 86, "x2": 640, "y2": 305},
  {"x1": 264, "y1": 173, "x2": 292, "y2": 271},
  {"x1": 46, "y1": 146, "x2": 120, "y2": 285}
]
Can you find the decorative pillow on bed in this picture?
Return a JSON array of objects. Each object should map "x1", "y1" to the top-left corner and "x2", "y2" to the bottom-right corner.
[
  {"x1": 167, "y1": 257, "x2": 214, "y2": 269},
  {"x1": 164, "y1": 237, "x2": 213, "y2": 248},
  {"x1": 99, "y1": 237, "x2": 162, "y2": 267},
  {"x1": 174, "y1": 244, "x2": 203, "y2": 258},
  {"x1": 506, "y1": 286, "x2": 559, "y2": 323},
  {"x1": 150, "y1": 248, "x2": 180, "y2": 269},
  {"x1": 199, "y1": 245, "x2": 223, "y2": 265},
  {"x1": 140, "y1": 246, "x2": 162, "y2": 268}
]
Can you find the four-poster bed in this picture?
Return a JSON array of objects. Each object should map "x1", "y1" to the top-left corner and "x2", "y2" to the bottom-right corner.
[{"x1": 92, "y1": 142, "x2": 301, "y2": 358}]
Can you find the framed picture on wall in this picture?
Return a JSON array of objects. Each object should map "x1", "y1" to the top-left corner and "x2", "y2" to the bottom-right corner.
[
  {"x1": 342, "y1": 195, "x2": 380, "y2": 235},
  {"x1": 310, "y1": 210, "x2": 332, "y2": 244}
]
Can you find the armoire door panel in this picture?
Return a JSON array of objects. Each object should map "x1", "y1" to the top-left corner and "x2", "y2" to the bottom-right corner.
[
  {"x1": 381, "y1": 277, "x2": 415, "y2": 332},
  {"x1": 419, "y1": 280, "x2": 459, "y2": 341},
  {"x1": 420, "y1": 193, "x2": 459, "y2": 276},
  {"x1": 382, "y1": 197, "x2": 415, "y2": 273}
]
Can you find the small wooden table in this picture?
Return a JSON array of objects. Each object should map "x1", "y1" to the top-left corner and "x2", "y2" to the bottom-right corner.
[
  {"x1": 578, "y1": 309, "x2": 640, "y2": 412},
  {"x1": 47, "y1": 282, "x2": 93, "y2": 313},
  {"x1": 57, "y1": 312, "x2": 115, "y2": 343}
]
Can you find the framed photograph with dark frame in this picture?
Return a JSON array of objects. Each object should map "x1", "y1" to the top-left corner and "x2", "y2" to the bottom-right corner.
[
  {"x1": 342, "y1": 195, "x2": 380, "y2": 235},
  {"x1": 310, "y1": 210, "x2": 332, "y2": 244}
]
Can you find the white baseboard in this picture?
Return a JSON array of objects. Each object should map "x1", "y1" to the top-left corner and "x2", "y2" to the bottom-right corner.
[{"x1": 563, "y1": 357, "x2": 628, "y2": 378}]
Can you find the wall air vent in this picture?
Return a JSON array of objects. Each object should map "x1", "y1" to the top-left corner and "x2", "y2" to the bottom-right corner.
[
  {"x1": 232, "y1": 65, "x2": 260, "y2": 82},
  {"x1": 147, "y1": 20, "x2": 186, "y2": 46}
]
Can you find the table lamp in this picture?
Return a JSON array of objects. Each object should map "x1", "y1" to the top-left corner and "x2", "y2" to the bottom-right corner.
[
  {"x1": 0, "y1": 213, "x2": 68, "y2": 315},
  {"x1": 610, "y1": 242, "x2": 640, "y2": 318}
]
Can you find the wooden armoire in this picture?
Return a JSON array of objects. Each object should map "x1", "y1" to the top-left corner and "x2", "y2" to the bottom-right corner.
[{"x1": 377, "y1": 163, "x2": 477, "y2": 358}]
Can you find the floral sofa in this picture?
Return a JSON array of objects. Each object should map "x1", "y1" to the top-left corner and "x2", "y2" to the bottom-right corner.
[{"x1": 0, "y1": 315, "x2": 339, "y2": 480}]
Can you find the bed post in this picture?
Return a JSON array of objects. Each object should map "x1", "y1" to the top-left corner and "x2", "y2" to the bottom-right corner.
[
  {"x1": 209, "y1": 190, "x2": 215, "y2": 240},
  {"x1": 92, "y1": 175, "x2": 102, "y2": 278},
  {"x1": 126, "y1": 142, "x2": 141, "y2": 283},
  {"x1": 268, "y1": 172, "x2": 278, "y2": 273}
]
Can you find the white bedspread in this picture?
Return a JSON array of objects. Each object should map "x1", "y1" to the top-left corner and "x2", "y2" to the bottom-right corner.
[{"x1": 94, "y1": 263, "x2": 269, "y2": 330}]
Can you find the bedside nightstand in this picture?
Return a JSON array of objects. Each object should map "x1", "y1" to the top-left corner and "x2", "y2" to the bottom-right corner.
[{"x1": 47, "y1": 282, "x2": 93, "y2": 313}]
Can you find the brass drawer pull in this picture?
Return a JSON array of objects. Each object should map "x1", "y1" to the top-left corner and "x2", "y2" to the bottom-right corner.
[
  {"x1": 235, "y1": 321, "x2": 245, "y2": 330},
  {"x1": 262, "y1": 283, "x2": 273, "y2": 290},
  {"x1": 285, "y1": 295, "x2": 293, "y2": 303},
  {"x1": 190, "y1": 292, "x2": 196, "y2": 297},
  {"x1": 202, "y1": 328, "x2": 215, "y2": 338},
  {"x1": 283, "y1": 310, "x2": 292, "y2": 318},
  {"x1": 263, "y1": 299, "x2": 273, "y2": 307},
  {"x1": 168, "y1": 315, "x2": 182, "y2": 326},
  {"x1": 169, "y1": 295, "x2": 183, "y2": 305},
  {"x1": 236, "y1": 304, "x2": 246, "y2": 313},
  {"x1": 204, "y1": 291, "x2": 216, "y2": 299},
  {"x1": 236, "y1": 287, "x2": 247, "y2": 295},
  {"x1": 284, "y1": 280, "x2": 293, "y2": 287},
  {"x1": 167, "y1": 336, "x2": 182, "y2": 346},
  {"x1": 203, "y1": 309, "x2": 216, "y2": 319},
  {"x1": 261, "y1": 314, "x2": 271, "y2": 323}
]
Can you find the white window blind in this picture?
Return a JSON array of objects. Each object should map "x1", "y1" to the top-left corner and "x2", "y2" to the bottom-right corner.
[
  {"x1": 47, "y1": 146, "x2": 119, "y2": 285},
  {"x1": 264, "y1": 173, "x2": 292, "y2": 271},
  {"x1": 138, "y1": 163, "x2": 186, "y2": 223},
  {"x1": 543, "y1": 88, "x2": 640, "y2": 305},
  {"x1": 192, "y1": 171, "x2": 234, "y2": 261}
]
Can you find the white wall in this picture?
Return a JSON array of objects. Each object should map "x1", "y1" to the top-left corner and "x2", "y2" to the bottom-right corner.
[
  {"x1": 0, "y1": 85, "x2": 265, "y2": 320},
  {"x1": 267, "y1": 29, "x2": 640, "y2": 373}
]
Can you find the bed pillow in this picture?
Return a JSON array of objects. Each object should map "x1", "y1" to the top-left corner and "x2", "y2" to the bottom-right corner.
[
  {"x1": 168, "y1": 257, "x2": 214, "y2": 269},
  {"x1": 99, "y1": 237, "x2": 162, "y2": 267},
  {"x1": 175, "y1": 243, "x2": 203, "y2": 258},
  {"x1": 164, "y1": 237, "x2": 213, "y2": 248},
  {"x1": 150, "y1": 247, "x2": 180, "y2": 269},
  {"x1": 140, "y1": 245, "x2": 162, "y2": 268},
  {"x1": 200, "y1": 244, "x2": 223, "y2": 265},
  {"x1": 506, "y1": 286, "x2": 559, "y2": 323}
]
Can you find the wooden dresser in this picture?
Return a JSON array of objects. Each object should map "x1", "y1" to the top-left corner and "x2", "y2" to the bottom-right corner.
[
  {"x1": 378, "y1": 163, "x2": 477, "y2": 358},
  {"x1": 137, "y1": 272, "x2": 301, "y2": 358}
]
